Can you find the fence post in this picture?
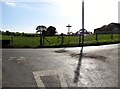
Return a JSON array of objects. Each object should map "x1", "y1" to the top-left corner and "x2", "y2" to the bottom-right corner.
[
  {"x1": 32, "y1": 36, "x2": 34, "y2": 47},
  {"x1": 11, "y1": 34, "x2": 13, "y2": 45},
  {"x1": 79, "y1": 34, "x2": 81, "y2": 45},
  {"x1": 61, "y1": 35, "x2": 64, "y2": 45},
  {"x1": 96, "y1": 33, "x2": 98, "y2": 42},
  {"x1": 40, "y1": 34, "x2": 42, "y2": 46},
  {"x1": 111, "y1": 33, "x2": 113, "y2": 39},
  {"x1": 42, "y1": 36, "x2": 44, "y2": 45}
]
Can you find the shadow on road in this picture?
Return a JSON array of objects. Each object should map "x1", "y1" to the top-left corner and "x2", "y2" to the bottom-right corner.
[{"x1": 73, "y1": 46, "x2": 83, "y2": 83}]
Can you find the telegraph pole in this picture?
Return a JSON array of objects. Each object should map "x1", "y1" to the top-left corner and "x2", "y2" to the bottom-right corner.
[
  {"x1": 74, "y1": 0, "x2": 85, "y2": 83},
  {"x1": 81, "y1": 0, "x2": 84, "y2": 46}
]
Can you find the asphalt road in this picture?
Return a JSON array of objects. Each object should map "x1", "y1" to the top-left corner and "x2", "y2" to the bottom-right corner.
[{"x1": 2, "y1": 44, "x2": 119, "y2": 88}]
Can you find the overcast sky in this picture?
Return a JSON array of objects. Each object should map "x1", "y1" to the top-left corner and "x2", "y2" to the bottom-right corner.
[{"x1": 1, "y1": 0, "x2": 119, "y2": 34}]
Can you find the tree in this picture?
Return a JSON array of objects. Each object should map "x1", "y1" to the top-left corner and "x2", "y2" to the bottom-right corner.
[
  {"x1": 36, "y1": 25, "x2": 47, "y2": 34},
  {"x1": 6, "y1": 30, "x2": 11, "y2": 35},
  {"x1": 42, "y1": 30, "x2": 47, "y2": 36},
  {"x1": 21, "y1": 32, "x2": 24, "y2": 36},
  {"x1": 15, "y1": 32, "x2": 20, "y2": 36},
  {"x1": 47, "y1": 26, "x2": 57, "y2": 36},
  {"x1": 36, "y1": 25, "x2": 47, "y2": 46}
]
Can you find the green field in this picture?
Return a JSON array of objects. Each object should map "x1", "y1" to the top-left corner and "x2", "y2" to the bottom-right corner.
[{"x1": 1, "y1": 34, "x2": 120, "y2": 48}]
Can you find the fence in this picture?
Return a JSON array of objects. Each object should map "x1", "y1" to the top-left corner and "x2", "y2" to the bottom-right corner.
[{"x1": 1, "y1": 34, "x2": 120, "y2": 47}]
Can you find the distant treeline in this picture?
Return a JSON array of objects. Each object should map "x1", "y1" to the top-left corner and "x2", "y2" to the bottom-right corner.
[
  {"x1": 1, "y1": 31, "x2": 38, "y2": 37},
  {"x1": 0, "y1": 31, "x2": 77, "y2": 37},
  {"x1": 1, "y1": 23, "x2": 119, "y2": 37},
  {"x1": 1, "y1": 31, "x2": 93, "y2": 37}
]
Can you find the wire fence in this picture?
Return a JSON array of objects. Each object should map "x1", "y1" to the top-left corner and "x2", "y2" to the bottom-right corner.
[{"x1": 1, "y1": 34, "x2": 120, "y2": 47}]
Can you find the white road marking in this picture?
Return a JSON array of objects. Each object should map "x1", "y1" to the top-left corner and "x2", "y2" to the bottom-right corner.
[
  {"x1": 8, "y1": 57, "x2": 16, "y2": 61},
  {"x1": 33, "y1": 72, "x2": 45, "y2": 88},
  {"x1": 8, "y1": 57, "x2": 26, "y2": 61},
  {"x1": 33, "y1": 70, "x2": 68, "y2": 89}
]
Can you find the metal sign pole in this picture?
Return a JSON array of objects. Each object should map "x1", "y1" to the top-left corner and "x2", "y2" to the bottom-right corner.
[{"x1": 66, "y1": 24, "x2": 72, "y2": 44}]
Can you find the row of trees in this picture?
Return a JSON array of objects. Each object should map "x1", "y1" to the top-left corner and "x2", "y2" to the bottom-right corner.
[
  {"x1": 1, "y1": 25, "x2": 57, "y2": 37},
  {"x1": 36, "y1": 25, "x2": 57, "y2": 36},
  {"x1": 36, "y1": 25, "x2": 93, "y2": 36},
  {"x1": 1, "y1": 31, "x2": 37, "y2": 37},
  {"x1": 1, "y1": 25, "x2": 93, "y2": 37}
]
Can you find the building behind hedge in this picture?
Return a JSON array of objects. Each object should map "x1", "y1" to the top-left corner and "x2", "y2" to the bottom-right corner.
[{"x1": 94, "y1": 23, "x2": 120, "y2": 34}]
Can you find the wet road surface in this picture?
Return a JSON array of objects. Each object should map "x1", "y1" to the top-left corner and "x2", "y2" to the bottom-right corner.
[{"x1": 2, "y1": 44, "x2": 119, "y2": 88}]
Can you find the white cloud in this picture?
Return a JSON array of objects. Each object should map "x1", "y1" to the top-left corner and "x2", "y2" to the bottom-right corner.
[
  {"x1": 5, "y1": 2, "x2": 32, "y2": 9},
  {"x1": 22, "y1": 4, "x2": 32, "y2": 9},
  {"x1": 5, "y1": 2, "x2": 17, "y2": 7}
]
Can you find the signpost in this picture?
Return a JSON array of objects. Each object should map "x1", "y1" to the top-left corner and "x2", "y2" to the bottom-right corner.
[{"x1": 66, "y1": 24, "x2": 72, "y2": 44}]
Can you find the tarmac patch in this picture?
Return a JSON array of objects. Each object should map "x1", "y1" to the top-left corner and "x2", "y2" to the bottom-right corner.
[
  {"x1": 33, "y1": 70, "x2": 68, "y2": 89},
  {"x1": 40, "y1": 75, "x2": 61, "y2": 87},
  {"x1": 54, "y1": 49, "x2": 68, "y2": 53}
]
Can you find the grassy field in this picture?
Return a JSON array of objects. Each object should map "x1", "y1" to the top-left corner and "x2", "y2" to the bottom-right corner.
[{"x1": 1, "y1": 34, "x2": 120, "y2": 48}]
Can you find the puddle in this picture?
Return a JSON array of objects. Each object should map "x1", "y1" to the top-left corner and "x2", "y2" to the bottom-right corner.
[
  {"x1": 54, "y1": 49, "x2": 106, "y2": 61},
  {"x1": 70, "y1": 53, "x2": 106, "y2": 61}
]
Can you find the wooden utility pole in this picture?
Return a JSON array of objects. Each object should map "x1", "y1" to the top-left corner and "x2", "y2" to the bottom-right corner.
[{"x1": 81, "y1": 0, "x2": 84, "y2": 46}]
